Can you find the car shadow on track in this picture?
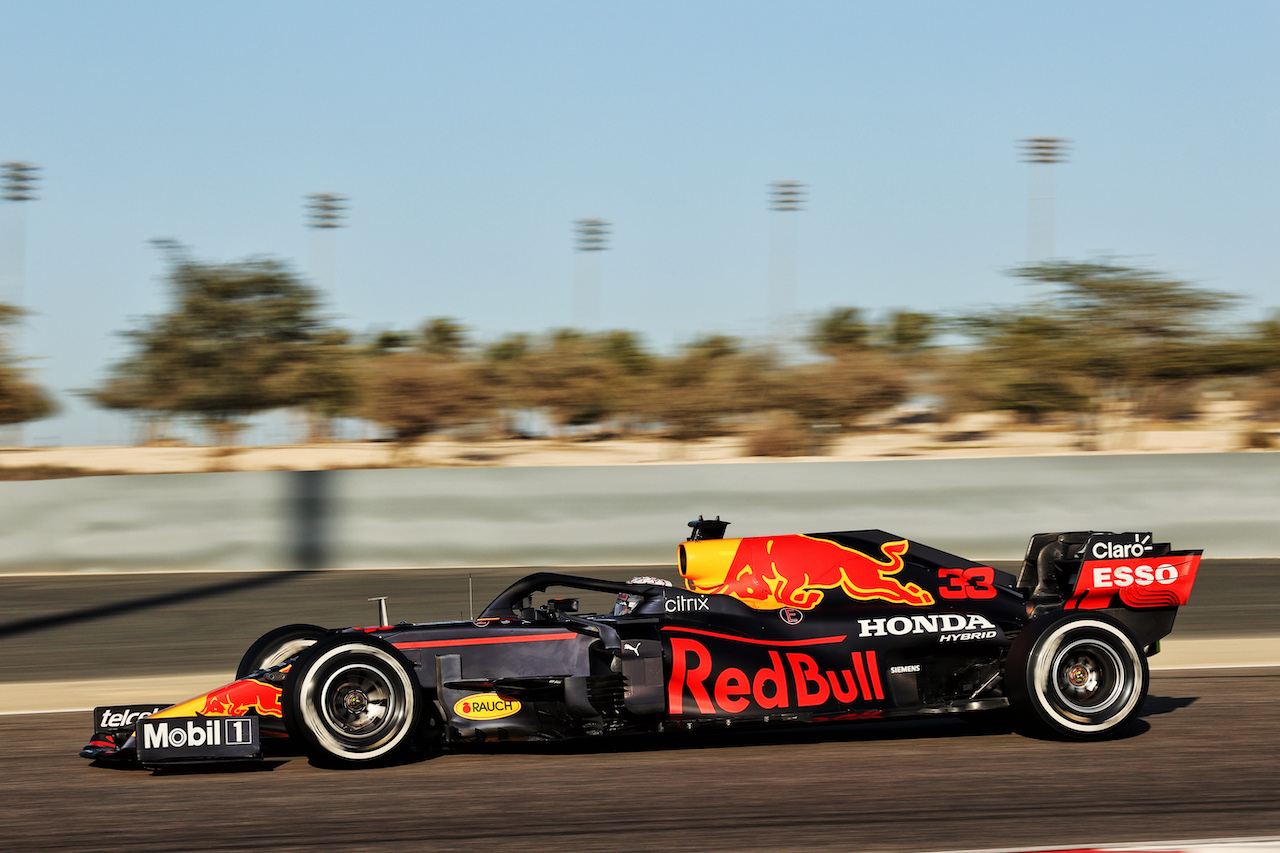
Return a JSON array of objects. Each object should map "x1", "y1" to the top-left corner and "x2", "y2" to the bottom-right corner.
[
  {"x1": 450, "y1": 715, "x2": 1015, "y2": 759},
  {"x1": 124, "y1": 700, "x2": 1206, "y2": 773},
  {"x1": 0, "y1": 570, "x2": 321, "y2": 641},
  {"x1": 286, "y1": 696, "x2": 1206, "y2": 769},
  {"x1": 1140, "y1": 693, "x2": 1198, "y2": 717},
  {"x1": 453, "y1": 695, "x2": 1196, "y2": 757},
  {"x1": 145, "y1": 761, "x2": 290, "y2": 776},
  {"x1": 1006, "y1": 693, "x2": 1198, "y2": 743},
  {"x1": 202, "y1": 717, "x2": 1023, "y2": 772}
]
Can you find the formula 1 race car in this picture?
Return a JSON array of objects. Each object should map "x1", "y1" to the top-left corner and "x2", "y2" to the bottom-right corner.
[{"x1": 81, "y1": 518, "x2": 1201, "y2": 768}]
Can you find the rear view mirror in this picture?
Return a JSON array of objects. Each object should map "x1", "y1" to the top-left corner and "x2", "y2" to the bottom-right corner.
[{"x1": 547, "y1": 597, "x2": 580, "y2": 615}]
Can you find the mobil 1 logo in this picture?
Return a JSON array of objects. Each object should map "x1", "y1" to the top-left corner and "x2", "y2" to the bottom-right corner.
[{"x1": 137, "y1": 716, "x2": 260, "y2": 763}]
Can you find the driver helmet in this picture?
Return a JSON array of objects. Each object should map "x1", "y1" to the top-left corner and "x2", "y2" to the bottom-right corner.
[{"x1": 612, "y1": 576, "x2": 672, "y2": 615}]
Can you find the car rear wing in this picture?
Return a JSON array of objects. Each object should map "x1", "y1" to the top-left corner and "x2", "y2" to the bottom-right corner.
[{"x1": 1018, "y1": 530, "x2": 1201, "y2": 614}]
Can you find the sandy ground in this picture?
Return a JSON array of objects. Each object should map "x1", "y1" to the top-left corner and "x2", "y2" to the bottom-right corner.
[{"x1": 1, "y1": 409, "x2": 1275, "y2": 477}]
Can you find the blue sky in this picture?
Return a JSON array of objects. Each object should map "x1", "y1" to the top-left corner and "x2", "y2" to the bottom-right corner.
[{"x1": 2, "y1": 2, "x2": 1278, "y2": 445}]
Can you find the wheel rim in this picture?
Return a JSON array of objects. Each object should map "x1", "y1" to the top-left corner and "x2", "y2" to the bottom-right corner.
[
  {"x1": 295, "y1": 644, "x2": 416, "y2": 760},
  {"x1": 1048, "y1": 638, "x2": 1125, "y2": 715},
  {"x1": 1019, "y1": 617, "x2": 1146, "y2": 737},
  {"x1": 320, "y1": 663, "x2": 399, "y2": 740}
]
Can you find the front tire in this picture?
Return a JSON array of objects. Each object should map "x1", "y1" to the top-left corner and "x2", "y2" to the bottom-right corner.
[
  {"x1": 236, "y1": 623, "x2": 329, "y2": 679},
  {"x1": 284, "y1": 634, "x2": 420, "y2": 764},
  {"x1": 1005, "y1": 611, "x2": 1148, "y2": 740}
]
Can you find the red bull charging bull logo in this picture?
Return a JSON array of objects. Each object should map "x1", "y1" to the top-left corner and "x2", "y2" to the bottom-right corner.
[
  {"x1": 151, "y1": 676, "x2": 285, "y2": 721},
  {"x1": 680, "y1": 534, "x2": 935, "y2": 610},
  {"x1": 198, "y1": 676, "x2": 284, "y2": 718}
]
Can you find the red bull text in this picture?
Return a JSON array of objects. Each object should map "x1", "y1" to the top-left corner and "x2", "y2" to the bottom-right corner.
[{"x1": 667, "y1": 635, "x2": 886, "y2": 716}]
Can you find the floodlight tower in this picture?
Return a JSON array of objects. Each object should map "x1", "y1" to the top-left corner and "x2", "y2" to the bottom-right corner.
[
  {"x1": 1, "y1": 162, "x2": 41, "y2": 447},
  {"x1": 1020, "y1": 138, "x2": 1070, "y2": 261},
  {"x1": 2, "y1": 161, "x2": 39, "y2": 305},
  {"x1": 305, "y1": 192, "x2": 348, "y2": 297},
  {"x1": 2, "y1": 161, "x2": 39, "y2": 202},
  {"x1": 768, "y1": 180, "x2": 806, "y2": 343},
  {"x1": 572, "y1": 217, "x2": 610, "y2": 329},
  {"x1": 306, "y1": 192, "x2": 348, "y2": 229}
]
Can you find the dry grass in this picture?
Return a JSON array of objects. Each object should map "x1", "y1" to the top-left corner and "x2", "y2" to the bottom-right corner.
[
  {"x1": 1242, "y1": 429, "x2": 1275, "y2": 450},
  {"x1": 0, "y1": 464, "x2": 125, "y2": 480},
  {"x1": 743, "y1": 414, "x2": 826, "y2": 457}
]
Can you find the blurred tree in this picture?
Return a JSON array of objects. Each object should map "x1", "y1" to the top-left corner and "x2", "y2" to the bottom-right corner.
[
  {"x1": 1014, "y1": 260, "x2": 1239, "y2": 339},
  {"x1": 268, "y1": 329, "x2": 363, "y2": 441},
  {"x1": 90, "y1": 243, "x2": 350, "y2": 444},
  {"x1": 1245, "y1": 371, "x2": 1280, "y2": 420},
  {"x1": 742, "y1": 410, "x2": 813, "y2": 457},
  {"x1": 885, "y1": 310, "x2": 938, "y2": 353},
  {"x1": 1219, "y1": 310, "x2": 1280, "y2": 375},
  {"x1": 370, "y1": 329, "x2": 412, "y2": 353},
  {"x1": 1228, "y1": 311, "x2": 1280, "y2": 428},
  {"x1": 599, "y1": 330, "x2": 655, "y2": 375},
  {"x1": 360, "y1": 353, "x2": 492, "y2": 450},
  {"x1": 770, "y1": 352, "x2": 909, "y2": 430},
  {"x1": 0, "y1": 305, "x2": 57, "y2": 428},
  {"x1": 936, "y1": 350, "x2": 1093, "y2": 424},
  {"x1": 484, "y1": 333, "x2": 530, "y2": 363},
  {"x1": 943, "y1": 313, "x2": 1091, "y2": 422},
  {"x1": 642, "y1": 336, "x2": 776, "y2": 442},
  {"x1": 485, "y1": 330, "x2": 654, "y2": 432},
  {"x1": 684, "y1": 333, "x2": 741, "y2": 361},
  {"x1": 809, "y1": 307, "x2": 868, "y2": 355},
  {"x1": 418, "y1": 318, "x2": 469, "y2": 358},
  {"x1": 812, "y1": 307, "x2": 938, "y2": 356},
  {"x1": 950, "y1": 261, "x2": 1242, "y2": 428},
  {"x1": 1252, "y1": 310, "x2": 1280, "y2": 356},
  {"x1": 1013, "y1": 260, "x2": 1240, "y2": 421},
  {"x1": 526, "y1": 338, "x2": 620, "y2": 428}
]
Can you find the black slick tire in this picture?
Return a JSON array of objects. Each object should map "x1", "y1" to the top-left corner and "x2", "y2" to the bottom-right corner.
[
  {"x1": 284, "y1": 633, "x2": 420, "y2": 765},
  {"x1": 236, "y1": 624, "x2": 329, "y2": 679},
  {"x1": 1005, "y1": 610, "x2": 1148, "y2": 740}
]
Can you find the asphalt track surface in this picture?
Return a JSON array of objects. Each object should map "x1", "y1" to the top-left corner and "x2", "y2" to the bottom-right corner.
[
  {"x1": 2, "y1": 561, "x2": 1278, "y2": 851},
  {"x1": 3, "y1": 668, "x2": 1277, "y2": 852}
]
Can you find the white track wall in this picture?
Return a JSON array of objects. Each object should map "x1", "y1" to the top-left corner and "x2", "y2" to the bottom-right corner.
[{"x1": 3, "y1": 452, "x2": 1277, "y2": 574}]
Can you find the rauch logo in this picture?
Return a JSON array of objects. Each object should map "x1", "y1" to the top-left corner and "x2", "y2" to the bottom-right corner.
[{"x1": 454, "y1": 693, "x2": 521, "y2": 720}]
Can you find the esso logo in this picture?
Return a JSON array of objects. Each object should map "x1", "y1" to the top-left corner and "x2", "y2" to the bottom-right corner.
[{"x1": 1092, "y1": 564, "x2": 1179, "y2": 588}]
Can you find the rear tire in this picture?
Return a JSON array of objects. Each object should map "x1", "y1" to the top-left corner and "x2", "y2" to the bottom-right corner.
[
  {"x1": 1005, "y1": 611, "x2": 1148, "y2": 740},
  {"x1": 284, "y1": 634, "x2": 420, "y2": 765},
  {"x1": 236, "y1": 624, "x2": 328, "y2": 679}
]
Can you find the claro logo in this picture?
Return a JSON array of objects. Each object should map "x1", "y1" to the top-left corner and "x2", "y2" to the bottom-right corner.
[
  {"x1": 1092, "y1": 564, "x2": 1179, "y2": 588},
  {"x1": 454, "y1": 694, "x2": 521, "y2": 720},
  {"x1": 1092, "y1": 541, "x2": 1150, "y2": 559}
]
